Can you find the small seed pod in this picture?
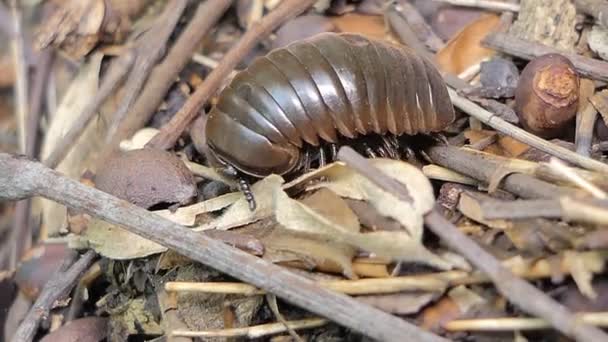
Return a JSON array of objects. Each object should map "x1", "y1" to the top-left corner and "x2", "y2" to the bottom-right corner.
[{"x1": 515, "y1": 54, "x2": 579, "y2": 138}]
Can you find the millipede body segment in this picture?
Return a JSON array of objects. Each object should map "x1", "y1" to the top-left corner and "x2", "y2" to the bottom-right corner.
[{"x1": 205, "y1": 32, "x2": 455, "y2": 178}]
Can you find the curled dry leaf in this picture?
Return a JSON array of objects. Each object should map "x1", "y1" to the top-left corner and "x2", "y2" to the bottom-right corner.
[
  {"x1": 39, "y1": 317, "x2": 108, "y2": 342},
  {"x1": 197, "y1": 175, "x2": 285, "y2": 231},
  {"x1": 95, "y1": 148, "x2": 197, "y2": 209},
  {"x1": 155, "y1": 192, "x2": 241, "y2": 226},
  {"x1": 435, "y1": 14, "x2": 501, "y2": 75},
  {"x1": 274, "y1": 180, "x2": 451, "y2": 270},
  {"x1": 36, "y1": 0, "x2": 129, "y2": 60},
  {"x1": 300, "y1": 159, "x2": 435, "y2": 240},
  {"x1": 263, "y1": 188, "x2": 359, "y2": 278},
  {"x1": 14, "y1": 243, "x2": 70, "y2": 300}
]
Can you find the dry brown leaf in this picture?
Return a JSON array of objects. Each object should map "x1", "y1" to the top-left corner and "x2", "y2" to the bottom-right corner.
[
  {"x1": 331, "y1": 13, "x2": 387, "y2": 40},
  {"x1": 197, "y1": 175, "x2": 284, "y2": 231},
  {"x1": 72, "y1": 219, "x2": 166, "y2": 259},
  {"x1": 464, "y1": 129, "x2": 503, "y2": 155},
  {"x1": 263, "y1": 189, "x2": 358, "y2": 278},
  {"x1": 435, "y1": 14, "x2": 501, "y2": 75},
  {"x1": 357, "y1": 292, "x2": 439, "y2": 315},
  {"x1": 447, "y1": 285, "x2": 486, "y2": 313},
  {"x1": 155, "y1": 192, "x2": 241, "y2": 226},
  {"x1": 38, "y1": 53, "x2": 105, "y2": 238},
  {"x1": 306, "y1": 159, "x2": 435, "y2": 240},
  {"x1": 274, "y1": 185, "x2": 451, "y2": 270},
  {"x1": 497, "y1": 135, "x2": 531, "y2": 157},
  {"x1": 420, "y1": 295, "x2": 463, "y2": 332}
]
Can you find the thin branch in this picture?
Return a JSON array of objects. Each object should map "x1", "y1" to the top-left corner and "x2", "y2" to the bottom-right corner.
[
  {"x1": 42, "y1": 49, "x2": 136, "y2": 169},
  {"x1": 448, "y1": 88, "x2": 608, "y2": 174},
  {"x1": 386, "y1": 1, "x2": 444, "y2": 52},
  {"x1": 8, "y1": 0, "x2": 30, "y2": 269},
  {"x1": 336, "y1": 146, "x2": 608, "y2": 342},
  {"x1": 165, "y1": 274, "x2": 446, "y2": 295},
  {"x1": 426, "y1": 145, "x2": 576, "y2": 199},
  {"x1": 10, "y1": 0, "x2": 27, "y2": 154},
  {"x1": 107, "y1": 0, "x2": 233, "y2": 155},
  {"x1": 104, "y1": 0, "x2": 189, "y2": 141},
  {"x1": 147, "y1": 0, "x2": 318, "y2": 150},
  {"x1": 171, "y1": 318, "x2": 328, "y2": 339},
  {"x1": 432, "y1": 0, "x2": 520, "y2": 12},
  {"x1": 483, "y1": 32, "x2": 608, "y2": 82},
  {"x1": 12, "y1": 250, "x2": 96, "y2": 342},
  {"x1": 0, "y1": 153, "x2": 448, "y2": 342},
  {"x1": 445, "y1": 313, "x2": 608, "y2": 331}
]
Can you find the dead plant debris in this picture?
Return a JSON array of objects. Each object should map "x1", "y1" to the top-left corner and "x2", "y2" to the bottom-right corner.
[{"x1": 2, "y1": 0, "x2": 608, "y2": 341}]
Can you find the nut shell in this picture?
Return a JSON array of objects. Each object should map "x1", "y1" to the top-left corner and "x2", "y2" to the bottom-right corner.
[
  {"x1": 515, "y1": 54, "x2": 579, "y2": 138},
  {"x1": 95, "y1": 148, "x2": 197, "y2": 209}
]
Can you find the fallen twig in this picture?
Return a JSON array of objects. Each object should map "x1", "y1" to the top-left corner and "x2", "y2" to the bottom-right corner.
[
  {"x1": 548, "y1": 158, "x2": 607, "y2": 199},
  {"x1": 483, "y1": 32, "x2": 608, "y2": 82},
  {"x1": 11, "y1": 250, "x2": 96, "y2": 342},
  {"x1": 445, "y1": 312, "x2": 608, "y2": 331},
  {"x1": 426, "y1": 145, "x2": 575, "y2": 199},
  {"x1": 8, "y1": 0, "x2": 32, "y2": 269},
  {"x1": 0, "y1": 153, "x2": 447, "y2": 342},
  {"x1": 10, "y1": 0, "x2": 27, "y2": 154},
  {"x1": 166, "y1": 274, "x2": 447, "y2": 295},
  {"x1": 171, "y1": 318, "x2": 328, "y2": 339},
  {"x1": 147, "y1": 0, "x2": 318, "y2": 150},
  {"x1": 104, "y1": 0, "x2": 188, "y2": 141},
  {"x1": 108, "y1": 0, "x2": 233, "y2": 156},
  {"x1": 337, "y1": 146, "x2": 608, "y2": 342},
  {"x1": 432, "y1": 0, "x2": 520, "y2": 12},
  {"x1": 448, "y1": 88, "x2": 608, "y2": 174},
  {"x1": 386, "y1": 1, "x2": 444, "y2": 52}
]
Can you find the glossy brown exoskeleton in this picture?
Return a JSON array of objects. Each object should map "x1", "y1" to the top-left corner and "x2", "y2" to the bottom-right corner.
[{"x1": 204, "y1": 32, "x2": 455, "y2": 209}]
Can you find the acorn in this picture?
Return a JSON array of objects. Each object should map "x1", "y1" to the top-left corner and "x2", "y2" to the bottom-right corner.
[{"x1": 514, "y1": 54, "x2": 579, "y2": 138}]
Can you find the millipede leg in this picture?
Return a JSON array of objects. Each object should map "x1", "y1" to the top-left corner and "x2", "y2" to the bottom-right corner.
[
  {"x1": 302, "y1": 149, "x2": 311, "y2": 173},
  {"x1": 318, "y1": 146, "x2": 327, "y2": 167},
  {"x1": 363, "y1": 144, "x2": 377, "y2": 158},
  {"x1": 376, "y1": 146, "x2": 389, "y2": 158},
  {"x1": 381, "y1": 136, "x2": 399, "y2": 159},
  {"x1": 238, "y1": 177, "x2": 256, "y2": 211},
  {"x1": 329, "y1": 143, "x2": 339, "y2": 162}
]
